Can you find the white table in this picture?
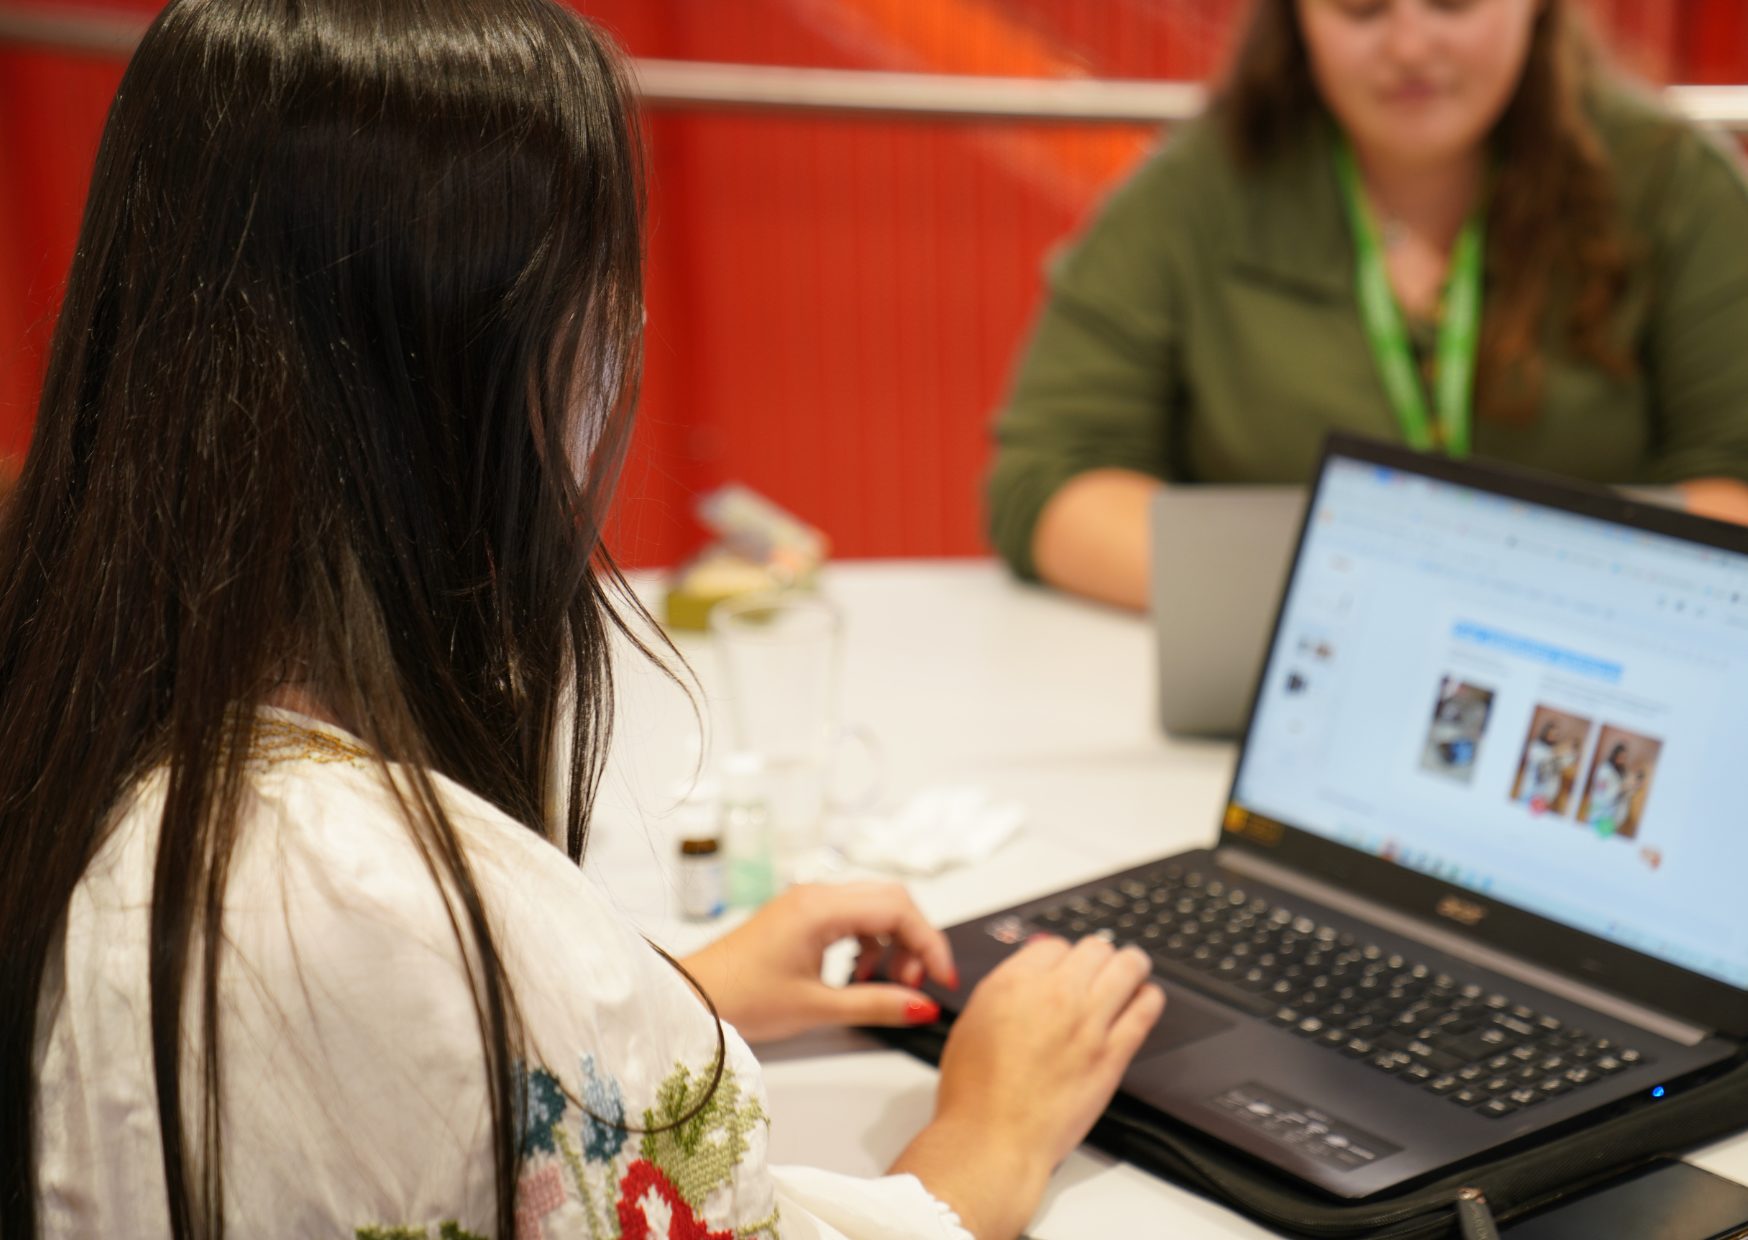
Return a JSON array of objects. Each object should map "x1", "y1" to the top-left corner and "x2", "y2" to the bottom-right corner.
[{"x1": 584, "y1": 559, "x2": 1748, "y2": 1237}]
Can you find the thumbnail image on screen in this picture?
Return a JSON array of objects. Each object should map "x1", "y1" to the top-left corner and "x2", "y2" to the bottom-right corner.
[
  {"x1": 1418, "y1": 675, "x2": 1496, "y2": 785},
  {"x1": 1509, "y1": 705, "x2": 1592, "y2": 816},
  {"x1": 1576, "y1": 725, "x2": 1663, "y2": 840}
]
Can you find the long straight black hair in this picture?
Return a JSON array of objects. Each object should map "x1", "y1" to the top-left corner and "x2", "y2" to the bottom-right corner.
[{"x1": 0, "y1": 1, "x2": 651, "y2": 1235}]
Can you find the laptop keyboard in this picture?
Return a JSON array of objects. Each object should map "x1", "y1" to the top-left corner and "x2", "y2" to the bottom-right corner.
[{"x1": 1030, "y1": 864, "x2": 1651, "y2": 1121}]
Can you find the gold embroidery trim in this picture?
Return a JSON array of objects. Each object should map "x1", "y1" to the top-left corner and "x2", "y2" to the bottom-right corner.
[{"x1": 247, "y1": 716, "x2": 373, "y2": 766}]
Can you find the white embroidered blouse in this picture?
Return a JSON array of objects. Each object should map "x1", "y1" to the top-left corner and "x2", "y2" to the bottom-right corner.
[{"x1": 33, "y1": 714, "x2": 971, "y2": 1240}]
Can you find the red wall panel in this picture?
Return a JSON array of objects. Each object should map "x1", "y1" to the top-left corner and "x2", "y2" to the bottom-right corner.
[
  {"x1": 0, "y1": 46, "x2": 127, "y2": 460},
  {"x1": 1, "y1": 0, "x2": 1743, "y2": 565}
]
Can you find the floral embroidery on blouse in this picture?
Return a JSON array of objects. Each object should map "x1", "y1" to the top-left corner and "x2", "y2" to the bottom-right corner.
[
  {"x1": 361, "y1": 1057, "x2": 779, "y2": 1240},
  {"x1": 578, "y1": 1054, "x2": 627, "y2": 1163},
  {"x1": 524, "y1": 1057, "x2": 777, "y2": 1240}
]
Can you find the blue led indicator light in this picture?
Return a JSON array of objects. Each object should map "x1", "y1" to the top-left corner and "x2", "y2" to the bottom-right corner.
[{"x1": 1651, "y1": 1086, "x2": 1666, "y2": 1099}]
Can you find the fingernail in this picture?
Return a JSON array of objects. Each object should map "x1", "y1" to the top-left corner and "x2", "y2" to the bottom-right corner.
[
  {"x1": 946, "y1": 965, "x2": 961, "y2": 991},
  {"x1": 1027, "y1": 932, "x2": 1058, "y2": 944},
  {"x1": 904, "y1": 998, "x2": 940, "y2": 1025}
]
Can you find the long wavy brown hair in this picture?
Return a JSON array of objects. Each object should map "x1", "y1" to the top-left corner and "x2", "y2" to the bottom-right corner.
[{"x1": 1216, "y1": 0, "x2": 1635, "y2": 421}]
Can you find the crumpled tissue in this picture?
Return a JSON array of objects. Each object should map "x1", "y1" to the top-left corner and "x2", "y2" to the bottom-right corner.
[{"x1": 842, "y1": 786, "x2": 1024, "y2": 876}]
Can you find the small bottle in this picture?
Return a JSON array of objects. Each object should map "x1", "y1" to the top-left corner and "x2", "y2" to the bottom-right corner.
[
  {"x1": 675, "y1": 794, "x2": 725, "y2": 922},
  {"x1": 720, "y1": 752, "x2": 777, "y2": 909}
]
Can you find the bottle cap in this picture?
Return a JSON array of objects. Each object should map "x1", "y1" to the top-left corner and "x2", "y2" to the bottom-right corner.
[{"x1": 720, "y1": 751, "x2": 767, "y2": 800}]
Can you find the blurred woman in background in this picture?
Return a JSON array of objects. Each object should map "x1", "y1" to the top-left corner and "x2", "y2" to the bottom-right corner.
[
  {"x1": 0, "y1": 3, "x2": 1161, "y2": 1237},
  {"x1": 989, "y1": 0, "x2": 1748, "y2": 610}
]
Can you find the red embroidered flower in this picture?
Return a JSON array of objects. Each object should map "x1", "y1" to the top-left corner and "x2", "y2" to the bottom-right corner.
[{"x1": 617, "y1": 1159, "x2": 733, "y2": 1240}]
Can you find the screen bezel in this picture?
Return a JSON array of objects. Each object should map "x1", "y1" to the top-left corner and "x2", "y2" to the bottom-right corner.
[{"x1": 1220, "y1": 433, "x2": 1748, "y2": 1038}]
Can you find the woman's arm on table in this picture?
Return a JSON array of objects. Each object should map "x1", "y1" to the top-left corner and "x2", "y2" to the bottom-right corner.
[
  {"x1": 1637, "y1": 119, "x2": 1748, "y2": 506},
  {"x1": 1677, "y1": 477, "x2": 1748, "y2": 524},
  {"x1": 1031, "y1": 468, "x2": 1160, "y2": 612},
  {"x1": 987, "y1": 146, "x2": 1188, "y2": 600}
]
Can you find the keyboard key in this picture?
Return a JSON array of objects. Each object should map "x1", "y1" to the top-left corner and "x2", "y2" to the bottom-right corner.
[
  {"x1": 1110, "y1": 869, "x2": 1596, "y2": 1092},
  {"x1": 1406, "y1": 1042, "x2": 1464, "y2": 1073},
  {"x1": 1143, "y1": 948, "x2": 1278, "y2": 1017},
  {"x1": 1478, "y1": 1098, "x2": 1518, "y2": 1119},
  {"x1": 1451, "y1": 1087, "x2": 1488, "y2": 1106}
]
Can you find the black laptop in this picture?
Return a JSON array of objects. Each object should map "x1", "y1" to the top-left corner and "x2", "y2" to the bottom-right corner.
[{"x1": 931, "y1": 434, "x2": 1748, "y2": 1199}]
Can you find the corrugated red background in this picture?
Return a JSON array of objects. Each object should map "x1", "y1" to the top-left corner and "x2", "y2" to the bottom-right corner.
[{"x1": 1, "y1": 0, "x2": 1743, "y2": 565}]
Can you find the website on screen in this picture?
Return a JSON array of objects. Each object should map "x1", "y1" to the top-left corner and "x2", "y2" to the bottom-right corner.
[{"x1": 1234, "y1": 458, "x2": 1748, "y2": 990}]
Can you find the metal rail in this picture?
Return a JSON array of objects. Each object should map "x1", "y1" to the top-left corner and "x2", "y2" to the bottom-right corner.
[
  {"x1": 631, "y1": 57, "x2": 1209, "y2": 123},
  {"x1": 4, "y1": 4, "x2": 1748, "y2": 132}
]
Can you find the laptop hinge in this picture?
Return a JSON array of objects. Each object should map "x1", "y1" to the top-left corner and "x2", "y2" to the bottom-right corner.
[{"x1": 1216, "y1": 847, "x2": 1713, "y2": 1047}]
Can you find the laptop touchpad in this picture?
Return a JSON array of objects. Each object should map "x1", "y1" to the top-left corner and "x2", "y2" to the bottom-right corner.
[{"x1": 1133, "y1": 992, "x2": 1237, "y2": 1061}]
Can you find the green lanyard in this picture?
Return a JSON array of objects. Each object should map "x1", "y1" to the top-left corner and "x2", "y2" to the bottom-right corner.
[{"x1": 1333, "y1": 137, "x2": 1485, "y2": 459}]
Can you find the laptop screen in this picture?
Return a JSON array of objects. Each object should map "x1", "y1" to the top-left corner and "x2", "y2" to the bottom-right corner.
[{"x1": 1231, "y1": 453, "x2": 1748, "y2": 991}]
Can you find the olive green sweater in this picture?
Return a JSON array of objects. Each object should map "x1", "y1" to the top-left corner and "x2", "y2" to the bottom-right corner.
[{"x1": 987, "y1": 87, "x2": 1748, "y2": 579}]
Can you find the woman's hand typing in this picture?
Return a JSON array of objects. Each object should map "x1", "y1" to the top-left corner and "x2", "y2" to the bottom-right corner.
[
  {"x1": 890, "y1": 934, "x2": 1166, "y2": 1240},
  {"x1": 681, "y1": 881, "x2": 957, "y2": 1043}
]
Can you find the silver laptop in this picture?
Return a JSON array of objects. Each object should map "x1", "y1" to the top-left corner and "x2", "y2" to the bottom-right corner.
[{"x1": 1151, "y1": 485, "x2": 1303, "y2": 736}]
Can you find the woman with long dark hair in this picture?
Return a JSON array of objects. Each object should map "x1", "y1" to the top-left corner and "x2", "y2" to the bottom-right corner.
[
  {"x1": 0, "y1": 3, "x2": 1162, "y2": 1237},
  {"x1": 989, "y1": 0, "x2": 1748, "y2": 610}
]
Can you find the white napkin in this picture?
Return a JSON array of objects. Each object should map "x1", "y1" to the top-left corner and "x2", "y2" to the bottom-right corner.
[{"x1": 842, "y1": 786, "x2": 1024, "y2": 876}]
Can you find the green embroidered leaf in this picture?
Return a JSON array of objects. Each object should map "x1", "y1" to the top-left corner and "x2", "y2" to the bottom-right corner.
[
  {"x1": 737, "y1": 1206, "x2": 782, "y2": 1239},
  {"x1": 437, "y1": 1223, "x2": 489, "y2": 1240},
  {"x1": 639, "y1": 1062, "x2": 768, "y2": 1206}
]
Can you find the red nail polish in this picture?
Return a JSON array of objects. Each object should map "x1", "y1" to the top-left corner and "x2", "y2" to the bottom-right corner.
[
  {"x1": 946, "y1": 965, "x2": 961, "y2": 991},
  {"x1": 904, "y1": 998, "x2": 940, "y2": 1025}
]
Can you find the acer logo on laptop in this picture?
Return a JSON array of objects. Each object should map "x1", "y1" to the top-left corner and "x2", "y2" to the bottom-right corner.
[{"x1": 1437, "y1": 895, "x2": 1487, "y2": 927}]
